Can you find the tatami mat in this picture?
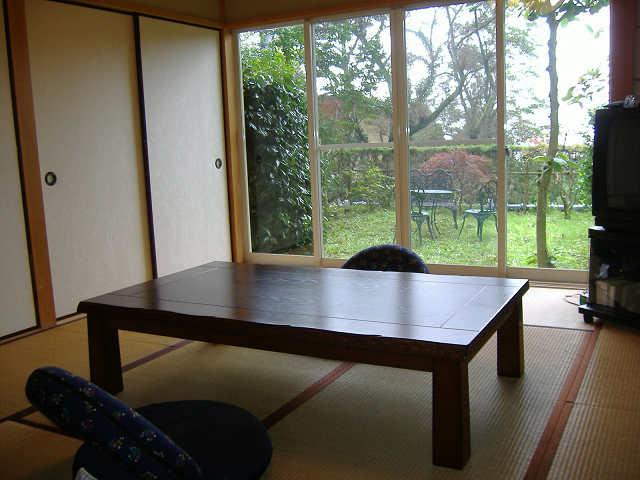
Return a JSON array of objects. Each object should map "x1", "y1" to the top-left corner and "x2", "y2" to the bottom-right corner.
[
  {"x1": 264, "y1": 327, "x2": 586, "y2": 479},
  {"x1": 24, "y1": 341, "x2": 342, "y2": 435},
  {"x1": 573, "y1": 324, "x2": 640, "y2": 410},
  {"x1": 3, "y1": 287, "x2": 630, "y2": 480},
  {"x1": 0, "y1": 319, "x2": 180, "y2": 419},
  {"x1": 15, "y1": 326, "x2": 588, "y2": 480},
  {"x1": 0, "y1": 421, "x2": 81, "y2": 480},
  {"x1": 547, "y1": 404, "x2": 640, "y2": 479},
  {"x1": 117, "y1": 342, "x2": 341, "y2": 419},
  {"x1": 23, "y1": 343, "x2": 341, "y2": 441},
  {"x1": 548, "y1": 323, "x2": 640, "y2": 479}
]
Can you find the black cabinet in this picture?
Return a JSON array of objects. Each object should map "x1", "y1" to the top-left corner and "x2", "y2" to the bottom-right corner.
[{"x1": 580, "y1": 226, "x2": 640, "y2": 325}]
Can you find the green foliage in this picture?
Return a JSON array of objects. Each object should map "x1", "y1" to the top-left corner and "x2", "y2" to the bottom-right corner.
[
  {"x1": 322, "y1": 206, "x2": 591, "y2": 269},
  {"x1": 351, "y1": 166, "x2": 394, "y2": 210},
  {"x1": 321, "y1": 148, "x2": 394, "y2": 208},
  {"x1": 242, "y1": 26, "x2": 312, "y2": 253},
  {"x1": 563, "y1": 68, "x2": 606, "y2": 108},
  {"x1": 511, "y1": 145, "x2": 592, "y2": 211},
  {"x1": 239, "y1": 11, "x2": 600, "y2": 258},
  {"x1": 517, "y1": 0, "x2": 609, "y2": 22},
  {"x1": 314, "y1": 15, "x2": 392, "y2": 144},
  {"x1": 320, "y1": 144, "x2": 591, "y2": 213}
]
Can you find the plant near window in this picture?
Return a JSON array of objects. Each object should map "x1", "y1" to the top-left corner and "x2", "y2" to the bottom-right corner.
[
  {"x1": 351, "y1": 166, "x2": 394, "y2": 210},
  {"x1": 242, "y1": 28, "x2": 312, "y2": 253},
  {"x1": 516, "y1": 0, "x2": 609, "y2": 267},
  {"x1": 420, "y1": 150, "x2": 491, "y2": 211}
]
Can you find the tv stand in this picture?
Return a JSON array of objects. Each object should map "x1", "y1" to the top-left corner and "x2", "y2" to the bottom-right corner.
[{"x1": 580, "y1": 226, "x2": 640, "y2": 326}]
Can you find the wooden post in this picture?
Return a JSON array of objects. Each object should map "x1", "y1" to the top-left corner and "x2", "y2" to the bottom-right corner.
[{"x1": 5, "y1": 0, "x2": 56, "y2": 328}]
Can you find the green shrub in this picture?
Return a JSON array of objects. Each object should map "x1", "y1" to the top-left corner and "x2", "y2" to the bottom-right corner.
[{"x1": 243, "y1": 45, "x2": 312, "y2": 253}]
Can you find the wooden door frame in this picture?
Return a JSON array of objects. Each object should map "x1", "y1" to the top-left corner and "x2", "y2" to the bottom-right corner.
[{"x1": 4, "y1": 0, "x2": 55, "y2": 329}]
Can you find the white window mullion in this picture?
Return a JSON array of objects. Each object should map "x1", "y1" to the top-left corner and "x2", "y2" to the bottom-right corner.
[
  {"x1": 496, "y1": 0, "x2": 507, "y2": 275},
  {"x1": 304, "y1": 21, "x2": 323, "y2": 263},
  {"x1": 390, "y1": 9, "x2": 410, "y2": 247}
]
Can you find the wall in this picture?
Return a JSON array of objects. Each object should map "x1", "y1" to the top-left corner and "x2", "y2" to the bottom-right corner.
[
  {"x1": 223, "y1": 0, "x2": 399, "y2": 25},
  {"x1": 124, "y1": 0, "x2": 222, "y2": 20},
  {"x1": 71, "y1": 0, "x2": 223, "y2": 22},
  {"x1": 1, "y1": 1, "x2": 38, "y2": 336},
  {"x1": 1, "y1": 0, "x2": 226, "y2": 334}
]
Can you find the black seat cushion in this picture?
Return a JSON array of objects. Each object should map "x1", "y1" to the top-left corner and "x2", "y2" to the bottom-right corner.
[
  {"x1": 74, "y1": 400, "x2": 272, "y2": 480},
  {"x1": 342, "y1": 244, "x2": 429, "y2": 273}
]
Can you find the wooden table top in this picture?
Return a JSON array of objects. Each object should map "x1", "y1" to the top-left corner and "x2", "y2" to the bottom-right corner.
[{"x1": 79, "y1": 262, "x2": 528, "y2": 359}]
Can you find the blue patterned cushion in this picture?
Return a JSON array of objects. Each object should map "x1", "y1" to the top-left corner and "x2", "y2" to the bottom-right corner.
[
  {"x1": 25, "y1": 367, "x2": 202, "y2": 480},
  {"x1": 342, "y1": 244, "x2": 429, "y2": 273}
]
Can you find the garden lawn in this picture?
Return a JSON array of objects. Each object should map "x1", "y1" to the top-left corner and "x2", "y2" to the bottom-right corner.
[{"x1": 323, "y1": 205, "x2": 592, "y2": 269}]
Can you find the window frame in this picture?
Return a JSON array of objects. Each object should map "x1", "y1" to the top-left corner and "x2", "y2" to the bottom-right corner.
[{"x1": 232, "y1": 0, "x2": 618, "y2": 285}]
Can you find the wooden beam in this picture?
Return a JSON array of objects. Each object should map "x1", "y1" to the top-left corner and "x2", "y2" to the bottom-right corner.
[
  {"x1": 609, "y1": 0, "x2": 636, "y2": 101},
  {"x1": 225, "y1": 0, "x2": 433, "y2": 30},
  {"x1": 5, "y1": 0, "x2": 56, "y2": 328},
  {"x1": 55, "y1": 0, "x2": 223, "y2": 29},
  {"x1": 221, "y1": 29, "x2": 248, "y2": 262}
]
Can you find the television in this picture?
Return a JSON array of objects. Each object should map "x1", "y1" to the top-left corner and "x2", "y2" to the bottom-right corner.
[{"x1": 592, "y1": 105, "x2": 640, "y2": 232}]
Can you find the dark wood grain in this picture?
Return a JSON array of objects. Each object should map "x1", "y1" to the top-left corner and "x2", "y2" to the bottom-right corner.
[
  {"x1": 433, "y1": 358, "x2": 470, "y2": 468},
  {"x1": 78, "y1": 261, "x2": 528, "y2": 469},
  {"x1": 497, "y1": 299, "x2": 525, "y2": 377},
  {"x1": 87, "y1": 312, "x2": 123, "y2": 393}
]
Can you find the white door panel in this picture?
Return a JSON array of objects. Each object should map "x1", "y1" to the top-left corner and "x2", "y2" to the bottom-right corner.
[
  {"x1": 0, "y1": 2, "x2": 37, "y2": 336},
  {"x1": 139, "y1": 17, "x2": 231, "y2": 277},
  {"x1": 26, "y1": 0, "x2": 152, "y2": 316}
]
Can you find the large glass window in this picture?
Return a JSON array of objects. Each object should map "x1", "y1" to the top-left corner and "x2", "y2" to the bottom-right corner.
[
  {"x1": 238, "y1": 2, "x2": 611, "y2": 278},
  {"x1": 505, "y1": 4, "x2": 609, "y2": 269},
  {"x1": 239, "y1": 25, "x2": 312, "y2": 255},
  {"x1": 405, "y1": 2, "x2": 497, "y2": 266},
  {"x1": 313, "y1": 14, "x2": 395, "y2": 259}
]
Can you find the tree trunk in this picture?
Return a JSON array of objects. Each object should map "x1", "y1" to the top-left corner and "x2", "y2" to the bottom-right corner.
[{"x1": 536, "y1": 15, "x2": 560, "y2": 268}]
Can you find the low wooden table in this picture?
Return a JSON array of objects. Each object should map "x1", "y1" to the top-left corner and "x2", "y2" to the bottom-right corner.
[{"x1": 78, "y1": 262, "x2": 528, "y2": 469}]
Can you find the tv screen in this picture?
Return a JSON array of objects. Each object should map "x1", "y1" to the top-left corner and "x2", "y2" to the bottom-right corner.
[{"x1": 606, "y1": 116, "x2": 640, "y2": 210}]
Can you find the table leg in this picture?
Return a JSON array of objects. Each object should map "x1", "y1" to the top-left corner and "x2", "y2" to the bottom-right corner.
[
  {"x1": 87, "y1": 312, "x2": 123, "y2": 393},
  {"x1": 497, "y1": 298, "x2": 524, "y2": 377},
  {"x1": 432, "y1": 358, "x2": 470, "y2": 468}
]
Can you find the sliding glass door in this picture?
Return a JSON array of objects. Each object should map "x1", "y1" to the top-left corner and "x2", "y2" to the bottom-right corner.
[
  {"x1": 313, "y1": 14, "x2": 396, "y2": 259},
  {"x1": 237, "y1": 0, "x2": 609, "y2": 280},
  {"x1": 504, "y1": 5, "x2": 609, "y2": 271},
  {"x1": 405, "y1": 2, "x2": 498, "y2": 266},
  {"x1": 239, "y1": 25, "x2": 312, "y2": 256}
]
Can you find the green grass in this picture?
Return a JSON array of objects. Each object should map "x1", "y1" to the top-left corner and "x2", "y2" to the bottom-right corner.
[{"x1": 323, "y1": 205, "x2": 592, "y2": 269}]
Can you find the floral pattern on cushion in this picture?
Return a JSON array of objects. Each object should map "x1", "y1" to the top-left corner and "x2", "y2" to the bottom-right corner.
[{"x1": 25, "y1": 366, "x2": 203, "y2": 480}]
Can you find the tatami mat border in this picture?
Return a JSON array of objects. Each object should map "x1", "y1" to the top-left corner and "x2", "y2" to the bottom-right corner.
[
  {"x1": 0, "y1": 406, "x2": 37, "y2": 424},
  {"x1": 262, "y1": 362, "x2": 354, "y2": 429},
  {"x1": 121, "y1": 339, "x2": 194, "y2": 372},
  {"x1": 12, "y1": 417, "x2": 78, "y2": 440},
  {"x1": 524, "y1": 325, "x2": 601, "y2": 479}
]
